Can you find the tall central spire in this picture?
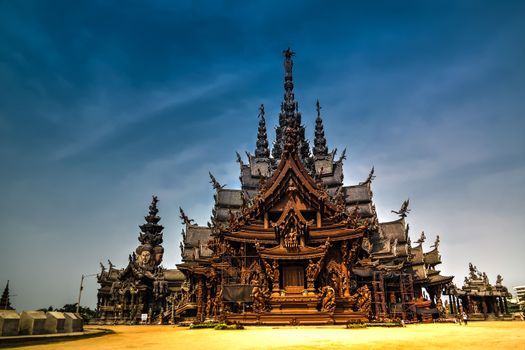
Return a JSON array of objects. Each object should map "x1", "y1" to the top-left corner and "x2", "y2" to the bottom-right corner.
[
  {"x1": 273, "y1": 48, "x2": 311, "y2": 160},
  {"x1": 283, "y1": 48, "x2": 296, "y2": 121}
]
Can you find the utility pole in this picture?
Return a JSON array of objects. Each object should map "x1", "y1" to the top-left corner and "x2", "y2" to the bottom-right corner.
[{"x1": 76, "y1": 273, "x2": 97, "y2": 314}]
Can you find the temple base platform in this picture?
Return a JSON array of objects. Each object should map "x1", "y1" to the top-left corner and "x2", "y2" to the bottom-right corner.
[{"x1": 225, "y1": 292, "x2": 367, "y2": 325}]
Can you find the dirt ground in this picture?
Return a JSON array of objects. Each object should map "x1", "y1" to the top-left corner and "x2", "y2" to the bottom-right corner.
[{"x1": 10, "y1": 321, "x2": 525, "y2": 350}]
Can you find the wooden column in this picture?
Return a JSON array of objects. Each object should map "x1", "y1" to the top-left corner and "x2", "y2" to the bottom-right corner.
[{"x1": 499, "y1": 297, "x2": 505, "y2": 316}]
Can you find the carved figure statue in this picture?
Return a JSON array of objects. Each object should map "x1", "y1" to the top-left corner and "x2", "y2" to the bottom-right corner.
[
  {"x1": 272, "y1": 260, "x2": 280, "y2": 287},
  {"x1": 356, "y1": 285, "x2": 371, "y2": 313},
  {"x1": 436, "y1": 298, "x2": 445, "y2": 317},
  {"x1": 496, "y1": 274, "x2": 503, "y2": 286},
  {"x1": 285, "y1": 225, "x2": 299, "y2": 249},
  {"x1": 468, "y1": 263, "x2": 478, "y2": 280},
  {"x1": 251, "y1": 286, "x2": 270, "y2": 313},
  {"x1": 240, "y1": 265, "x2": 251, "y2": 285},
  {"x1": 306, "y1": 259, "x2": 317, "y2": 281},
  {"x1": 136, "y1": 244, "x2": 153, "y2": 268},
  {"x1": 306, "y1": 258, "x2": 323, "y2": 292},
  {"x1": 263, "y1": 259, "x2": 280, "y2": 292},
  {"x1": 320, "y1": 286, "x2": 336, "y2": 313}
]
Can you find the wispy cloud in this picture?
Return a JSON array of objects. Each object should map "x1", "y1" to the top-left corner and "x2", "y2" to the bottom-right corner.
[{"x1": 52, "y1": 73, "x2": 239, "y2": 161}]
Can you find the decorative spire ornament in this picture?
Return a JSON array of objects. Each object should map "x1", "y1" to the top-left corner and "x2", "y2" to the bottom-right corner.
[
  {"x1": 0, "y1": 280, "x2": 13, "y2": 310},
  {"x1": 313, "y1": 100, "x2": 328, "y2": 157},
  {"x1": 138, "y1": 195, "x2": 164, "y2": 247},
  {"x1": 255, "y1": 104, "x2": 270, "y2": 158}
]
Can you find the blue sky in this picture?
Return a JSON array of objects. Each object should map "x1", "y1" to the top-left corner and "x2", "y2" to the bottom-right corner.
[{"x1": 0, "y1": 1, "x2": 524, "y2": 310}]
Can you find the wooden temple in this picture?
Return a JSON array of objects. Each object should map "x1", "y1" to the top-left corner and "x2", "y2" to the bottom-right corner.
[
  {"x1": 96, "y1": 196, "x2": 185, "y2": 324},
  {"x1": 446, "y1": 263, "x2": 511, "y2": 320},
  {"x1": 96, "y1": 49, "x2": 464, "y2": 325},
  {"x1": 174, "y1": 49, "x2": 453, "y2": 325}
]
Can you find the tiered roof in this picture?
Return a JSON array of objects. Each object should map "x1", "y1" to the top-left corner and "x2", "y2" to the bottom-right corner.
[{"x1": 178, "y1": 49, "x2": 452, "y2": 290}]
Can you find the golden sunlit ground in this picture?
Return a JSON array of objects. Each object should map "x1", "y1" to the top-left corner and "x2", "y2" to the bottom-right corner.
[{"x1": 7, "y1": 322, "x2": 525, "y2": 350}]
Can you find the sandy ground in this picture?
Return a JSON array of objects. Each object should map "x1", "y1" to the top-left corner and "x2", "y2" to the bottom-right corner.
[{"x1": 9, "y1": 321, "x2": 525, "y2": 350}]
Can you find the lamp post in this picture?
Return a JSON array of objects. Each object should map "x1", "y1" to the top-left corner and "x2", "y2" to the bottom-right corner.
[{"x1": 76, "y1": 273, "x2": 97, "y2": 314}]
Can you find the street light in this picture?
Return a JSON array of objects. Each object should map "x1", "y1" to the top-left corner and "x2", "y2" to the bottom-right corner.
[{"x1": 76, "y1": 273, "x2": 97, "y2": 314}]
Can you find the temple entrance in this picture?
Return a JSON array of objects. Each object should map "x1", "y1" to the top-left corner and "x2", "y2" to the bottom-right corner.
[{"x1": 282, "y1": 265, "x2": 305, "y2": 290}]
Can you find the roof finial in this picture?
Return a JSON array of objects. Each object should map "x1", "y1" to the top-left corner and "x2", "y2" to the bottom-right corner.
[
  {"x1": 430, "y1": 235, "x2": 440, "y2": 249},
  {"x1": 415, "y1": 231, "x2": 426, "y2": 244},
  {"x1": 179, "y1": 207, "x2": 196, "y2": 226},
  {"x1": 313, "y1": 100, "x2": 328, "y2": 157},
  {"x1": 274, "y1": 49, "x2": 310, "y2": 160},
  {"x1": 209, "y1": 172, "x2": 225, "y2": 191},
  {"x1": 283, "y1": 48, "x2": 295, "y2": 80},
  {"x1": 391, "y1": 199, "x2": 410, "y2": 218},
  {"x1": 255, "y1": 104, "x2": 270, "y2": 158}
]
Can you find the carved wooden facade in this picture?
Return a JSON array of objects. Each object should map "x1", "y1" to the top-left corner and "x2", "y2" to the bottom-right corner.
[{"x1": 175, "y1": 49, "x2": 453, "y2": 325}]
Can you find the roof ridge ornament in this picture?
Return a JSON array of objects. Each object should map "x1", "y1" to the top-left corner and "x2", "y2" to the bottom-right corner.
[
  {"x1": 209, "y1": 172, "x2": 225, "y2": 191},
  {"x1": 430, "y1": 235, "x2": 440, "y2": 249},
  {"x1": 391, "y1": 199, "x2": 410, "y2": 218},
  {"x1": 415, "y1": 231, "x2": 426, "y2": 244},
  {"x1": 179, "y1": 207, "x2": 196, "y2": 226},
  {"x1": 360, "y1": 166, "x2": 375, "y2": 185}
]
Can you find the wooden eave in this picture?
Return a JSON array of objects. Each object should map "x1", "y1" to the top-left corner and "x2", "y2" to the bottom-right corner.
[
  {"x1": 309, "y1": 225, "x2": 366, "y2": 243},
  {"x1": 426, "y1": 274, "x2": 454, "y2": 287},
  {"x1": 223, "y1": 230, "x2": 277, "y2": 244},
  {"x1": 257, "y1": 244, "x2": 328, "y2": 260}
]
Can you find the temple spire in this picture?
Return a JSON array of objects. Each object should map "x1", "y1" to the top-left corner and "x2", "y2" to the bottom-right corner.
[
  {"x1": 138, "y1": 195, "x2": 164, "y2": 247},
  {"x1": 255, "y1": 104, "x2": 270, "y2": 158},
  {"x1": 273, "y1": 48, "x2": 311, "y2": 160},
  {"x1": 313, "y1": 100, "x2": 328, "y2": 157},
  {"x1": 0, "y1": 280, "x2": 13, "y2": 310}
]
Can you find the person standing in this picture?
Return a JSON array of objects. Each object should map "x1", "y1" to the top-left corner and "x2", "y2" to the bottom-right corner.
[{"x1": 462, "y1": 312, "x2": 468, "y2": 325}]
